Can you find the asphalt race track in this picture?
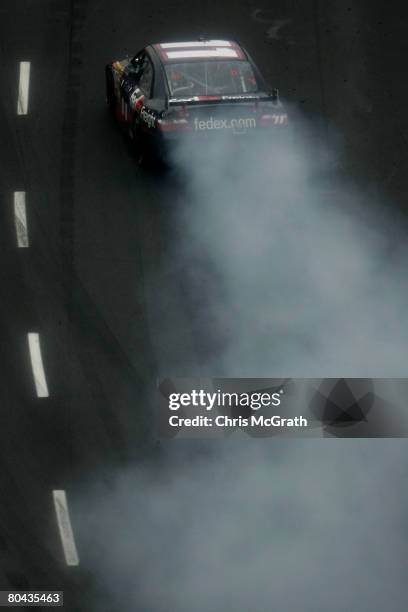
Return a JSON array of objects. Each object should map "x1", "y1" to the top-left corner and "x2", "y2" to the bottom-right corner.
[{"x1": 0, "y1": 1, "x2": 408, "y2": 610}]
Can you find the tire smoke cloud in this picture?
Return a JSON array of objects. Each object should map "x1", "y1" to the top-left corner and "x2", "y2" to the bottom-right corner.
[
  {"x1": 75, "y1": 110, "x2": 408, "y2": 611},
  {"x1": 170, "y1": 110, "x2": 408, "y2": 377}
]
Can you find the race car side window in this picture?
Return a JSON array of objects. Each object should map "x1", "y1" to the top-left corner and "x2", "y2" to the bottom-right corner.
[
  {"x1": 138, "y1": 57, "x2": 154, "y2": 97},
  {"x1": 130, "y1": 50, "x2": 145, "y2": 74}
]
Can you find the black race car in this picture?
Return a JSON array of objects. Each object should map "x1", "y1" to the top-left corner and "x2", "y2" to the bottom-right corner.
[{"x1": 105, "y1": 38, "x2": 288, "y2": 165}]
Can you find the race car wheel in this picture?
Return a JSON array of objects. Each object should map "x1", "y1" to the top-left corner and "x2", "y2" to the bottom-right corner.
[{"x1": 105, "y1": 69, "x2": 116, "y2": 115}]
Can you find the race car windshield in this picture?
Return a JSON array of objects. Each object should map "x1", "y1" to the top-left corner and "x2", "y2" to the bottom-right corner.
[{"x1": 165, "y1": 60, "x2": 259, "y2": 97}]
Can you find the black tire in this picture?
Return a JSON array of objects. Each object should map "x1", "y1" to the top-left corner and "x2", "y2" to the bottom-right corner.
[{"x1": 105, "y1": 68, "x2": 116, "y2": 115}]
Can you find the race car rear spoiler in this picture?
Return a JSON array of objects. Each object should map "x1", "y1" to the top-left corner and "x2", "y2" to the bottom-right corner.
[{"x1": 168, "y1": 89, "x2": 279, "y2": 106}]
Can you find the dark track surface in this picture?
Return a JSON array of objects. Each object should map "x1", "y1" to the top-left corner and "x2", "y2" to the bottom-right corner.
[{"x1": 0, "y1": 0, "x2": 407, "y2": 610}]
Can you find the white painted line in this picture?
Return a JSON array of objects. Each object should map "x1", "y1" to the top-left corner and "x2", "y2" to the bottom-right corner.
[
  {"x1": 17, "y1": 61, "x2": 31, "y2": 115},
  {"x1": 27, "y1": 333, "x2": 49, "y2": 397},
  {"x1": 53, "y1": 490, "x2": 80, "y2": 567},
  {"x1": 160, "y1": 40, "x2": 232, "y2": 49},
  {"x1": 14, "y1": 191, "x2": 29, "y2": 247}
]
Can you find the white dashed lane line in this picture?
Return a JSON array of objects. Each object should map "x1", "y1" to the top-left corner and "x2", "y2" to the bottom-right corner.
[
  {"x1": 14, "y1": 191, "x2": 29, "y2": 247},
  {"x1": 27, "y1": 333, "x2": 49, "y2": 397},
  {"x1": 53, "y1": 490, "x2": 80, "y2": 566},
  {"x1": 17, "y1": 61, "x2": 31, "y2": 115}
]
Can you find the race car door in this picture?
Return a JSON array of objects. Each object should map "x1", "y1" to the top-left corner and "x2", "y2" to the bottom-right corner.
[{"x1": 136, "y1": 55, "x2": 156, "y2": 137}]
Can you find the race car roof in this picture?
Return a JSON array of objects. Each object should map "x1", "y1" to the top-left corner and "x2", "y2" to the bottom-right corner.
[{"x1": 153, "y1": 40, "x2": 247, "y2": 63}]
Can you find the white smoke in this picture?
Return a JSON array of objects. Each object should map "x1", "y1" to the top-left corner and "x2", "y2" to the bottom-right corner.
[
  {"x1": 74, "y1": 109, "x2": 408, "y2": 611},
  {"x1": 169, "y1": 110, "x2": 408, "y2": 377},
  {"x1": 74, "y1": 439, "x2": 408, "y2": 612}
]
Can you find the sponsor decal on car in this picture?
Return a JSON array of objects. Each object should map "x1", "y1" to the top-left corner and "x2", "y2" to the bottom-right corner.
[
  {"x1": 168, "y1": 94, "x2": 264, "y2": 104},
  {"x1": 160, "y1": 40, "x2": 233, "y2": 49},
  {"x1": 220, "y1": 94, "x2": 260, "y2": 100},
  {"x1": 165, "y1": 48, "x2": 239, "y2": 60},
  {"x1": 155, "y1": 40, "x2": 245, "y2": 62},
  {"x1": 140, "y1": 106, "x2": 156, "y2": 128},
  {"x1": 262, "y1": 113, "x2": 288, "y2": 124},
  {"x1": 130, "y1": 90, "x2": 144, "y2": 111},
  {"x1": 193, "y1": 116, "x2": 257, "y2": 131}
]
